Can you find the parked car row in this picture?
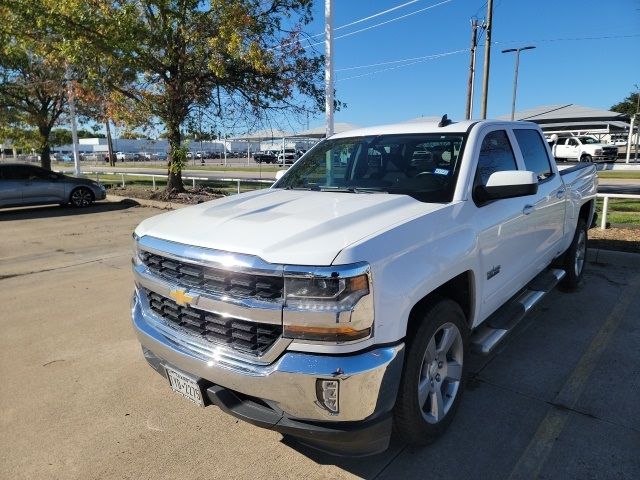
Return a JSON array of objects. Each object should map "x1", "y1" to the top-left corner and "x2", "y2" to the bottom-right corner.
[{"x1": 253, "y1": 149, "x2": 307, "y2": 164}]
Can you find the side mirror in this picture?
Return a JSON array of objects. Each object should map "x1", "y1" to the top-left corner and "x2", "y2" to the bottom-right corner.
[
  {"x1": 275, "y1": 170, "x2": 286, "y2": 181},
  {"x1": 475, "y1": 170, "x2": 538, "y2": 202}
]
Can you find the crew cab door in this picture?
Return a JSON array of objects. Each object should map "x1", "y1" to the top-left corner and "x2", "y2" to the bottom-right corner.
[
  {"x1": 512, "y1": 128, "x2": 565, "y2": 265},
  {"x1": 472, "y1": 128, "x2": 543, "y2": 319},
  {"x1": 565, "y1": 137, "x2": 580, "y2": 159},
  {"x1": 552, "y1": 137, "x2": 566, "y2": 158}
]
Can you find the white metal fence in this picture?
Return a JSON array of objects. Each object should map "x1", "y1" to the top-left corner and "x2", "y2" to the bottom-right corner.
[
  {"x1": 84, "y1": 170, "x2": 274, "y2": 194},
  {"x1": 597, "y1": 193, "x2": 640, "y2": 230}
]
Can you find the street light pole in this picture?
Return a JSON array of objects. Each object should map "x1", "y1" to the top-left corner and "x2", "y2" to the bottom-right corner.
[
  {"x1": 325, "y1": 0, "x2": 334, "y2": 138},
  {"x1": 502, "y1": 46, "x2": 536, "y2": 121}
]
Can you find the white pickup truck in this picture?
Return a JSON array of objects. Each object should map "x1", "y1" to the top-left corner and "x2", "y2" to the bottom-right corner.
[
  {"x1": 131, "y1": 119, "x2": 597, "y2": 455},
  {"x1": 551, "y1": 135, "x2": 618, "y2": 163}
]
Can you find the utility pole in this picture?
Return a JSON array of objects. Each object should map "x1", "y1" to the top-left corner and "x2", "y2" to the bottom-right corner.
[
  {"x1": 465, "y1": 18, "x2": 479, "y2": 120},
  {"x1": 627, "y1": 89, "x2": 640, "y2": 163},
  {"x1": 480, "y1": 0, "x2": 493, "y2": 119},
  {"x1": 625, "y1": 115, "x2": 635, "y2": 164},
  {"x1": 65, "y1": 66, "x2": 81, "y2": 176},
  {"x1": 105, "y1": 119, "x2": 115, "y2": 166},
  {"x1": 626, "y1": 87, "x2": 640, "y2": 164},
  {"x1": 325, "y1": 0, "x2": 334, "y2": 137}
]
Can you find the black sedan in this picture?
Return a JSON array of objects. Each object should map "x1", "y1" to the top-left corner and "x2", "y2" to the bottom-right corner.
[{"x1": 0, "y1": 163, "x2": 106, "y2": 208}]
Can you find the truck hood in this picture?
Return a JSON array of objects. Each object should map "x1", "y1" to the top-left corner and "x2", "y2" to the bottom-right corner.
[{"x1": 135, "y1": 188, "x2": 442, "y2": 265}]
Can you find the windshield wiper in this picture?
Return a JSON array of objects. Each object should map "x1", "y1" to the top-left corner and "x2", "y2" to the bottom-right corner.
[
  {"x1": 319, "y1": 186, "x2": 387, "y2": 194},
  {"x1": 283, "y1": 185, "x2": 320, "y2": 191}
]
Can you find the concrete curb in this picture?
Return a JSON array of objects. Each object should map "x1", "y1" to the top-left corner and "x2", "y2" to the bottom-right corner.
[
  {"x1": 588, "y1": 248, "x2": 640, "y2": 268},
  {"x1": 106, "y1": 194, "x2": 188, "y2": 210}
]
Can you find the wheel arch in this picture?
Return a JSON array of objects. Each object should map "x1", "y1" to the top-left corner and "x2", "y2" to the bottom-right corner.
[
  {"x1": 405, "y1": 271, "x2": 476, "y2": 340},
  {"x1": 579, "y1": 199, "x2": 596, "y2": 229}
]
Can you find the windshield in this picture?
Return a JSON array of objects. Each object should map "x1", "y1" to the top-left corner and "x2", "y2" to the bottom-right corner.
[
  {"x1": 578, "y1": 137, "x2": 599, "y2": 144},
  {"x1": 273, "y1": 133, "x2": 466, "y2": 203}
]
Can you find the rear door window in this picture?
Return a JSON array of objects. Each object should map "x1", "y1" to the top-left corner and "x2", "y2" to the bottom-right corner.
[
  {"x1": 1, "y1": 165, "x2": 31, "y2": 180},
  {"x1": 513, "y1": 129, "x2": 553, "y2": 181}
]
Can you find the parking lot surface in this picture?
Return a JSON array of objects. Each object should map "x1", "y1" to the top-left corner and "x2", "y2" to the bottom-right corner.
[{"x1": 1, "y1": 201, "x2": 639, "y2": 479}]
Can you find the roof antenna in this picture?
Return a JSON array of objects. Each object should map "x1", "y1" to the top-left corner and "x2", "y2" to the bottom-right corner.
[{"x1": 438, "y1": 114, "x2": 452, "y2": 127}]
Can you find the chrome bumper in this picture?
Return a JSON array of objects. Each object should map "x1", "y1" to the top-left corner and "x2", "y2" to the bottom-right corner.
[{"x1": 132, "y1": 291, "x2": 404, "y2": 422}]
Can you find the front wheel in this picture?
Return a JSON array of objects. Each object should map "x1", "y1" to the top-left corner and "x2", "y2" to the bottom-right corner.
[
  {"x1": 394, "y1": 298, "x2": 468, "y2": 445},
  {"x1": 69, "y1": 187, "x2": 94, "y2": 207},
  {"x1": 580, "y1": 154, "x2": 592, "y2": 163},
  {"x1": 560, "y1": 218, "x2": 588, "y2": 290}
]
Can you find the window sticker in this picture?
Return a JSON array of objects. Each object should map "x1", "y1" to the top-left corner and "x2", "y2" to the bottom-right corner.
[{"x1": 434, "y1": 168, "x2": 449, "y2": 175}]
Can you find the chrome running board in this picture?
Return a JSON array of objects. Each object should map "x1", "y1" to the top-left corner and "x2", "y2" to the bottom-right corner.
[{"x1": 470, "y1": 269, "x2": 566, "y2": 355}]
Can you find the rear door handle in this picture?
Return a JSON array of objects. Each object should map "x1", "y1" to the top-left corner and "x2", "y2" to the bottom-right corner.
[
  {"x1": 523, "y1": 204, "x2": 534, "y2": 215},
  {"x1": 556, "y1": 189, "x2": 565, "y2": 198}
]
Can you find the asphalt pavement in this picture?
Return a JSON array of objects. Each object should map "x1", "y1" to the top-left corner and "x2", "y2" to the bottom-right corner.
[{"x1": 1, "y1": 202, "x2": 639, "y2": 479}]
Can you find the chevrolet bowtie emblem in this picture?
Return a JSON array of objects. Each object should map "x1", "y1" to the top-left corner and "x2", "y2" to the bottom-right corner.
[{"x1": 169, "y1": 288, "x2": 196, "y2": 306}]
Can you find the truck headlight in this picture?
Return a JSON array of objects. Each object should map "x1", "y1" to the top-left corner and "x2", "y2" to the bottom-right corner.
[
  {"x1": 594, "y1": 149, "x2": 602, "y2": 155},
  {"x1": 132, "y1": 232, "x2": 143, "y2": 265},
  {"x1": 283, "y1": 263, "x2": 374, "y2": 343}
]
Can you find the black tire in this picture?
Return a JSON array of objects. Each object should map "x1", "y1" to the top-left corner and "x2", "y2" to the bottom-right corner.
[
  {"x1": 580, "y1": 154, "x2": 592, "y2": 163},
  {"x1": 69, "y1": 187, "x2": 94, "y2": 208},
  {"x1": 560, "y1": 218, "x2": 588, "y2": 290},
  {"x1": 393, "y1": 298, "x2": 468, "y2": 446}
]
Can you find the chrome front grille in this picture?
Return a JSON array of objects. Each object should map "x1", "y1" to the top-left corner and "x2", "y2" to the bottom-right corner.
[
  {"x1": 135, "y1": 237, "x2": 288, "y2": 359},
  {"x1": 141, "y1": 251, "x2": 284, "y2": 301},
  {"x1": 145, "y1": 289, "x2": 282, "y2": 354}
]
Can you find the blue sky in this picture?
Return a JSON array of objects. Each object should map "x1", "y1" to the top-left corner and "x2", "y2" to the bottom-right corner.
[{"x1": 298, "y1": 0, "x2": 640, "y2": 129}]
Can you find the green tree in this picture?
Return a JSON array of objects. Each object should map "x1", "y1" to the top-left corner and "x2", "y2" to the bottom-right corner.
[
  {"x1": 0, "y1": 4, "x2": 68, "y2": 170},
  {"x1": 120, "y1": 130, "x2": 149, "y2": 140},
  {"x1": 27, "y1": 0, "x2": 325, "y2": 192},
  {"x1": 50, "y1": 128, "x2": 72, "y2": 147},
  {"x1": 611, "y1": 91, "x2": 640, "y2": 117}
]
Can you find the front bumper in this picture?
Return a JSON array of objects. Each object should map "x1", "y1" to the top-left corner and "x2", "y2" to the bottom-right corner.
[
  {"x1": 132, "y1": 291, "x2": 404, "y2": 454},
  {"x1": 592, "y1": 154, "x2": 618, "y2": 162}
]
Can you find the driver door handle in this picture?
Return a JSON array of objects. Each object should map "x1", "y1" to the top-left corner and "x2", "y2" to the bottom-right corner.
[
  {"x1": 523, "y1": 204, "x2": 534, "y2": 215},
  {"x1": 556, "y1": 189, "x2": 565, "y2": 198}
]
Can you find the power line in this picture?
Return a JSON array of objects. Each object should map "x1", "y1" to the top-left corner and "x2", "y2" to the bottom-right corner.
[
  {"x1": 488, "y1": 32, "x2": 640, "y2": 47},
  {"x1": 274, "y1": 0, "x2": 454, "y2": 52},
  {"x1": 337, "y1": 48, "x2": 467, "y2": 82},
  {"x1": 335, "y1": 0, "x2": 424, "y2": 32},
  {"x1": 336, "y1": 48, "x2": 468, "y2": 73},
  {"x1": 307, "y1": 0, "x2": 453, "y2": 49},
  {"x1": 270, "y1": 0, "x2": 426, "y2": 51}
]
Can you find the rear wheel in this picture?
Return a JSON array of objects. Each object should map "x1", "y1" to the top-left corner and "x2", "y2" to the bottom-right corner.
[
  {"x1": 69, "y1": 187, "x2": 94, "y2": 207},
  {"x1": 394, "y1": 298, "x2": 468, "y2": 445},
  {"x1": 560, "y1": 218, "x2": 588, "y2": 290}
]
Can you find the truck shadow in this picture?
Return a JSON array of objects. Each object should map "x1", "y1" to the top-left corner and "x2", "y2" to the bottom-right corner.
[
  {"x1": 0, "y1": 200, "x2": 140, "y2": 221},
  {"x1": 279, "y1": 435, "x2": 407, "y2": 478},
  {"x1": 276, "y1": 354, "x2": 512, "y2": 479}
]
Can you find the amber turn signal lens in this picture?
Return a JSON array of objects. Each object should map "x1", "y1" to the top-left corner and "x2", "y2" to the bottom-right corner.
[
  {"x1": 349, "y1": 274, "x2": 369, "y2": 293},
  {"x1": 283, "y1": 325, "x2": 371, "y2": 342}
]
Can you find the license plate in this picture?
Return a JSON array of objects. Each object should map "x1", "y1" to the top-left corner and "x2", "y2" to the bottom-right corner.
[{"x1": 165, "y1": 366, "x2": 205, "y2": 407}]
